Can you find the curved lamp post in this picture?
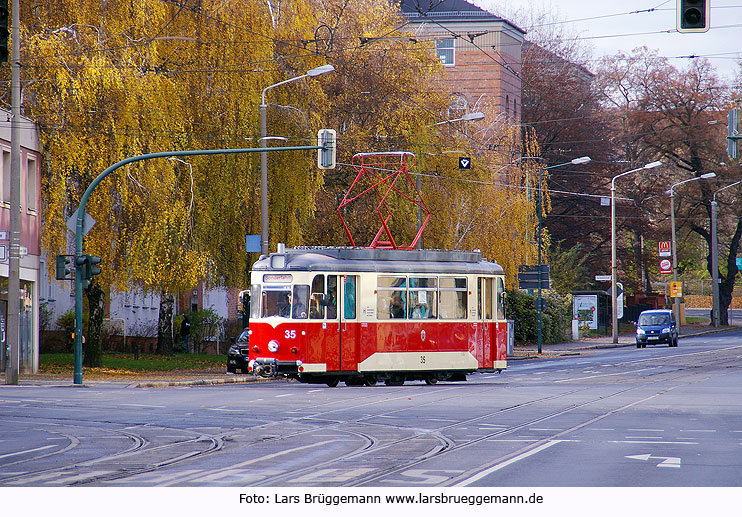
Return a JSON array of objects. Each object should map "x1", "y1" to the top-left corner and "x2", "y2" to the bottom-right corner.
[
  {"x1": 536, "y1": 156, "x2": 591, "y2": 353},
  {"x1": 417, "y1": 112, "x2": 486, "y2": 249},
  {"x1": 710, "y1": 179, "x2": 742, "y2": 327},
  {"x1": 610, "y1": 161, "x2": 663, "y2": 343},
  {"x1": 260, "y1": 64, "x2": 335, "y2": 256},
  {"x1": 669, "y1": 172, "x2": 716, "y2": 325}
]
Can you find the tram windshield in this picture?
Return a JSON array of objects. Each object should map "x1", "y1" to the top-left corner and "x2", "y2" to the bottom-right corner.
[{"x1": 259, "y1": 285, "x2": 310, "y2": 319}]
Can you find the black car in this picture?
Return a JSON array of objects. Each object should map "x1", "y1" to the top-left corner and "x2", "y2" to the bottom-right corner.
[
  {"x1": 635, "y1": 309, "x2": 678, "y2": 348},
  {"x1": 227, "y1": 328, "x2": 250, "y2": 373}
]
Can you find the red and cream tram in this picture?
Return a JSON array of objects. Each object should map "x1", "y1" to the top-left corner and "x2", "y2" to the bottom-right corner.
[{"x1": 246, "y1": 244, "x2": 508, "y2": 386}]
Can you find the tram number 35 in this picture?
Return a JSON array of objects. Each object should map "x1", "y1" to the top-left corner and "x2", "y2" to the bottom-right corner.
[
  {"x1": 285, "y1": 330, "x2": 297, "y2": 339},
  {"x1": 420, "y1": 355, "x2": 426, "y2": 364}
]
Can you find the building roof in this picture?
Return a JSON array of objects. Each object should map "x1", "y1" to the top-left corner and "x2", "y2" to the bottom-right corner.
[{"x1": 400, "y1": 0, "x2": 526, "y2": 33}]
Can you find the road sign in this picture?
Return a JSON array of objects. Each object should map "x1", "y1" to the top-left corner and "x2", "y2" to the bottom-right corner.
[
  {"x1": 458, "y1": 157, "x2": 471, "y2": 170},
  {"x1": 518, "y1": 264, "x2": 550, "y2": 290},
  {"x1": 245, "y1": 234, "x2": 261, "y2": 253},
  {"x1": 659, "y1": 241, "x2": 671, "y2": 257},
  {"x1": 670, "y1": 281, "x2": 683, "y2": 298},
  {"x1": 595, "y1": 275, "x2": 611, "y2": 282},
  {"x1": 616, "y1": 282, "x2": 624, "y2": 320},
  {"x1": 66, "y1": 208, "x2": 96, "y2": 236},
  {"x1": 660, "y1": 259, "x2": 672, "y2": 274},
  {"x1": 736, "y1": 257, "x2": 742, "y2": 269}
]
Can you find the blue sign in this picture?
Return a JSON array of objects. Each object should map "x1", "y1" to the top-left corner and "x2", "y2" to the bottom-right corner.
[
  {"x1": 736, "y1": 257, "x2": 742, "y2": 269},
  {"x1": 245, "y1": 235, "x2": 261, "y2": 253}
]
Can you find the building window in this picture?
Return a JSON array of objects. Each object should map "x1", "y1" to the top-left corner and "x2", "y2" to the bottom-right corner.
[
  {"x1": 436, "y1": 38, "x2": 455, "y2": 66},
  {"x1": 26, "y1": 156, "x2": 37, "y2": 212},
  {"x1": 1, "y1": 149, "x2": 9, "y2": 204}
]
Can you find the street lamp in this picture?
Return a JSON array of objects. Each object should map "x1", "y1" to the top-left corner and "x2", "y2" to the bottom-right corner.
[
  {"x1": 536, "y1": 156, "x2": 591, "y2": 353},
  {"x1": 610, "y1": 160, "x2": 663, "y2": 343},
  {"x1": 710, "y1": 179, "x2": 742, "y2": 327},
  {"x1": 669, "y1": 172, "x2": 716, "y2": 325},
  {"x1": 417, "y1": 112, "x2": 487, "y2": 249},
  {"x1": 260, "y1": 64, "x2": 335, "y2": 256},
  {"x1": 433, "y1": 111, "x2": 486, "y2": 125}
]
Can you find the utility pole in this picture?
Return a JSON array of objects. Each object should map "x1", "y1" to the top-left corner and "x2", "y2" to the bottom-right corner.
[{"x1": 6, "y1": 0, "x2": 20, "y2": 384}]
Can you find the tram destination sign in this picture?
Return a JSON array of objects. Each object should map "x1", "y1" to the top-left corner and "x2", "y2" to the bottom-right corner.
[{"x1": 518, "y1": 264, "x2": 550, "y2": 290}]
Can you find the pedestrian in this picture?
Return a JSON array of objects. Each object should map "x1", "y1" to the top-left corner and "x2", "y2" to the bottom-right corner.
[{"x1": 180, "y1": 314, "x2": 191, "y2": 353}]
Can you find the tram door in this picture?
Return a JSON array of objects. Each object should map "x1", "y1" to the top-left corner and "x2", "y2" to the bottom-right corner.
[
  {"x1": 478, "y1": 277, "x2": 494, "y2": 368},
  {"x1": 339, "y1": 275, "x2": 359, "y2": 371}
]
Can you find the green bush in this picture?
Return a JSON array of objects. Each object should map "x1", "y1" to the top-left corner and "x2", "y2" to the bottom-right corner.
[{"x1": 505, "y1": 289, "x2": 572, "y2": 345}]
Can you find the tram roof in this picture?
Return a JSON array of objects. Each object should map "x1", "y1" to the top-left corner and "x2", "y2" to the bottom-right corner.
[{"x1": 252, "y1": 246, "x2": 504, "y2": 275}]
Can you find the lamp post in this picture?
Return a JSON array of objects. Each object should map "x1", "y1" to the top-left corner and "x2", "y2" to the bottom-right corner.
[
  {"x1": 536, "y1": 156, "x2": 591, "y2": 353},
  {"x1": 417, "y1": 112, "x2": 486, "y2": 249},
  {"x1": 710, "y1": 179, "x2": 742, "y2": 327},
  {"x1": 260, "y1": 64, "x2": 335, "y2": 256},
  {"x1": 610, "y1": 161, "x2": 663, "y2": 344},
  {"x1": 669, "y1": 172, "x2": 716, "y2": 325}
]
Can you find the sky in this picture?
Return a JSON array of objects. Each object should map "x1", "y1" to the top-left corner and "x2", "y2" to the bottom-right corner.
[{"x1": 471, "y1": 0, "x2": 742, "y2": 82}]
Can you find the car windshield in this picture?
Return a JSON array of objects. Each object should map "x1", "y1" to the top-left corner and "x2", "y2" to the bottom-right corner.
[
  {"x1": 237, "y1": 329, "x2": 249, "y2": 342},
  {"x1": 639, "y1": 313, "x2": 670, "y2": 326}
]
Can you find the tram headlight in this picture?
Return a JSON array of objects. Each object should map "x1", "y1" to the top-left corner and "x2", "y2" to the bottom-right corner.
[{"x1": 268, "y1": 340, "x2": 280, "y2": 353}]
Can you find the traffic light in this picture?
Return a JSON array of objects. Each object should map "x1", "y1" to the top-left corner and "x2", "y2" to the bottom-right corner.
[
  {"x1": 317, "y1": 129, "x2": 336, "y2": 169},
  {"x1": 728, "y1": 108, "x2": 740, "y2": 159},
  {"x1": 677, "y1": 0, "x2": 709, "y2": 33},
  {"x1": 55, "y1": 255, "x2": 73, "y2": 280},
  {"x1": 75, "y1": 254, "x2": 102, "y2": 289}
]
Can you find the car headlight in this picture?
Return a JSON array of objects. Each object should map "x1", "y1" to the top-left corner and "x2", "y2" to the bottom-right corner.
[
  {"x1": 636, "y1": 328, "x2": 645, "y2": 336},
  {"x1": 661, "y1": 327, "x2": 671, "y2": 334},
  {"x1": 228, "y1": 345, "x2": 240, "y2": 354}
]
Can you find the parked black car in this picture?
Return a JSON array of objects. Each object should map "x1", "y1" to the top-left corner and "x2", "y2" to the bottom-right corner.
[
  {"x1": 227, "y1": 328, "x2": 250, "y2": 373},
  {"x1": 635, "y1": 309, "x2": 678, "y2": 348}
]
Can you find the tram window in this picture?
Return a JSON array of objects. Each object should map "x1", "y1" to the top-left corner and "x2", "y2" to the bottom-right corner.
[
  {"x1": 262, "y1": 288, "x2": 292, "y2": 318},
  {"x1": 292, "y1": 285, "x2": 309, "y2": 319},
  {"x1": 409, "y1": 277, "x2": 436, "y2": 319},
  {"x1": 327, "y1": 275, "x2": 338, "y2": 319},
  {"x1": 439, "y1": 277, "x2": 467, "y2": 319},
  {"x1": 478, "y1": 277, "x2": 493, "y2": 319},
  {"x1": 250, "y1": 284, "x2": 261, "y2": 320},
  {"x1": 344, "y1": 276, "x2": 357, "y2": 319},
  {"x1": 496, "y1": 277, "x2": 506, "y2": 320},
  {"x1": 310, "y1": 275, "x2": 325, "y2": 319},
  {"x1": 377, "y1": 276, "x2": 407, "y2": 319}
]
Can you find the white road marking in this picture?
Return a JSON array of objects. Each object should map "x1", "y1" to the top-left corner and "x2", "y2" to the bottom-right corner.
[
  {"x1": 275, "y1": 394, "x2": 292, "y2": 398},
  {"x1": 454, "y1": 440, "x2": 564, "y2": 486},
  {"x1": 0, "y1": 445, "x2": 57, "y2": 460},
  {"x1": 120, "y1": 403, "x2": 166, "y2": 408},
  {"x1": 610, "y1": 440, "x2": 697, "y2": 445},
  {"x1": 556, "y1": 366, "x2": 659, "y2": 382},
  {"x1": 291, "y1": 467, "x2": 375, "y2": 483},
  {"x1": 679, "y1": 429, "x2": 716, "y2": 433},
  {"x1": 626, "y1": 454, "x2": 681, "y2": 468}
]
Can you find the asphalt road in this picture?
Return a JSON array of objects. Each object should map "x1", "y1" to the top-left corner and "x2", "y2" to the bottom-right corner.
[{"x1": 2, "y1": 328, "x2": 742, "y2": 488}]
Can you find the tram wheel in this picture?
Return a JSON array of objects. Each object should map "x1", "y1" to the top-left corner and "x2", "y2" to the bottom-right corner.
[
  {"x1": 424, "y1": 376, "x2": 438, "y2": 385},
  {"x1": 385, "y1": 376, "x2": 404, "y2": 386},
  {"x1": 363, "y1": 376, "x2": 377, "y2": 386},
  {"x1": 326, "y1": 378, "x2": 339, "y2": 387}
]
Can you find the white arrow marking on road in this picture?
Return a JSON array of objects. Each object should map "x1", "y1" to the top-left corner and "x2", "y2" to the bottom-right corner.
[{"x1": 626, "y1": 454, "x2": 681, "y2": 468}]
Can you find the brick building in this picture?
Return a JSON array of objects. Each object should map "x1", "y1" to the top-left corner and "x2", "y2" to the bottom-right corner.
[{"x1": 400, "y1": 0, "x2": 525, "y2": 120}]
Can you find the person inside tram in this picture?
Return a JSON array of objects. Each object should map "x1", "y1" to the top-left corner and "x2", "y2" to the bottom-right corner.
[
  {"x1": 278, "y1": 292, "x2": 292, "y2": 317},
  {"x1": 326, "y1": 285, "x2": 337, "y2": 319},
  {"x1": 389, "y1": 292, "x2": 405, "y2": 318},
  {"x1": 292, "y1": 297, "x2": 307, "y2": 319}
]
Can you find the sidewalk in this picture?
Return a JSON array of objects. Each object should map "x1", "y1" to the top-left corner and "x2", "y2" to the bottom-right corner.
[{"x1": 511, "y1": 323, "x2": 739, "y2": 360}]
